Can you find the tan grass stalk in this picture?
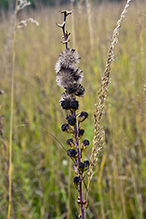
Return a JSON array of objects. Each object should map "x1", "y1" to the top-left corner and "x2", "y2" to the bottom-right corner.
[
  {"x1": 86, "y1": 0, "x2": 94, "y2": 48},
  {"x1": 97, "y1": 152, "x2": 107, "y2": 219},
  {"x1": 7, "y1": 1, "x2": 18, "y2": 218},
  {"x1": 125, "y1": 145, "x2": 144, "y2": 219},
  {"x1": 144, "y1": 84, "x2": 146, "y2": 110},
  {"x1": 77, "y1": 0, "x2": 83, "y2": 43},
  {"x1": 7, "y1": 1, "x2": 38, "y2": 218},
  {"x1": 119, "y1": 176, "x2": 128, "y2": 219},
  {"x1": 70, "y1": 0, "x2": 76, "y2": 48},
  {"x1": 78, "y1": 0, "x2": 83, "y2": 19},
  {"x1": 85, "y1": 0, "x2": 132, "y2": 215},
  {"x1": 107, "y1": 171, "x2": 116, "y2": 219}
]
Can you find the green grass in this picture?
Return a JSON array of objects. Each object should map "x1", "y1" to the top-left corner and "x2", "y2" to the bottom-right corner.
[{"x1": 0, "y1": 1, "x2": 146, "y2": 218}]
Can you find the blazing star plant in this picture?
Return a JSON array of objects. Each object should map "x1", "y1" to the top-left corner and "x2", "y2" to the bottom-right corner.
[{"x1": 55, "y1": 10, "x2": 89, "y2": 219}]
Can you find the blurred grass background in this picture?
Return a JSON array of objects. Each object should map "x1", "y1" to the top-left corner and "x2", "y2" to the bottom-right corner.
[{"x1": 0, "y1": 1, "x2": 146, "y2": 218}]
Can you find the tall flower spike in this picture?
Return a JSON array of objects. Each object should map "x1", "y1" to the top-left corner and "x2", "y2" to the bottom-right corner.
[{"x1": 56, "y1": 10, "x2": 88, "y2": 219}]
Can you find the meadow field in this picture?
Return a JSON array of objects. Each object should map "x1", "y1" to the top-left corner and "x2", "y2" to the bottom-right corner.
[{"x1": 0, "y1": 0, "x2": 146, "y2": 218}]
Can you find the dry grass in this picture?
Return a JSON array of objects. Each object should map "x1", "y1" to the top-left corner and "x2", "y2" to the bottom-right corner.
[{"x1": 0, "y1": 1, "x2": 146, "y2": 218}]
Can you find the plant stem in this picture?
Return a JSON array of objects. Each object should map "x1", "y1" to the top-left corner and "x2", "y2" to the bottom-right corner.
[
  {"x1": 67, "y1": 159, "x2": 71, "y2": 219},
  {"x1": 7, "y1": 1, "x2": 18, "y2": 219},
  {"x1": 1, "y1": 119, "x2": 9, "y2": 182},
  {"x1": 79, "y1": 182, "x2": 84, "y2": 219},
  {"x1": 72, "y1": 110, "x2": 84, "y2": 219}
]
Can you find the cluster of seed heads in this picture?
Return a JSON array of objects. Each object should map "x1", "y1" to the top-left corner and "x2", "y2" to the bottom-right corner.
[{"x1": 55, "y1": 10, "x2": 90, "y2": 218}]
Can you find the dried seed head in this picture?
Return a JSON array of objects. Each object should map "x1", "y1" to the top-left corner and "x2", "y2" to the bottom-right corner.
[
  {"x1": 65, "y1": 83, "x2": 78, "y2": 94},
  {"x1": 55, "y1": 49, "x2": 80, "y2": 72},
  {"x1": 67, "y1": 116, "x2": 76, "y2": 126},
  {"x1": 61, "y1": 100, "x2": 70, "y2": 110},
  {"x1": 57, "y1": 68, "x2": 83, "y2": 87},
  {"x1": 74, "y1": 84, "x2": 85, "y2": 97},
  {"x1": 61, "y1": 123, "x2": 73, "y2": 133},
  {"x1": 60, "y1": 92, "x2": 73, "y2": 109},
  {"x1": 65, "y1": 83, "x2": 85, "y2": 97},
  {"x1": 60, "y1": 92, "x2": 71, "y2": 102},
  {"x1": 81, "y1": 139, "x2": 90, "y2": 150},
  {"x1": 60, "y1": 93, "x2": 79, "y2": 110},
  {"x1": 67, "y1": 149, "x2": 77, "y2": 159},
  {"x1": 73, "y1": 68, "x2": 83, "y2": 84},
  {"x1": 78, "y1": 111, "x2": 88, "y2": 122},
  {"x1": 70, "y1": 100, "x2": 79, "y2": 111},
  {"x1": 84, "y1": 160, "x2": 90, "y2": 170},
  {"x1": 17, "y1": 18, "x2": 39, "y2": 28},
  {"x1": 78, "y1": 162, "x2": 85, "y2": 173},
  {"x1": 78, "y1": 129, "x2": 84, "y2": 139},
  {"x1": 66, "y1": 138, "x2": 76, "y2": 148},
  {"x1": 17, "y1": 0, "x2": 31, "y2": 12},
  {"x1": 73, "y1": 176, "x2": 80, "y2": 186},
  {"x1": 66, "y1": 114, "x2": 71, "y2": 120},
  {"x1": 56, "y1": 68, "x2": 74, "y2": 88}
]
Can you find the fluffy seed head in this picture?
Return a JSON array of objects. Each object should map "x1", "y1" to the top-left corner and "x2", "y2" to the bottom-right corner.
[
  {"x1": 73, "y1": 68, "x2": 83, "y2": 84},
  {"x1": 55, "y1": 48, "x2": 80, "y2": 72},
  {"x1": 65, "y1": 83, "x2": 85, "y2": 97},
  {"x1": 56, "y1": 68, "x2": 83, "y2": 89},
  {"x1": 74, "y1": 84, "x2": 85, "y2": 97}
]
